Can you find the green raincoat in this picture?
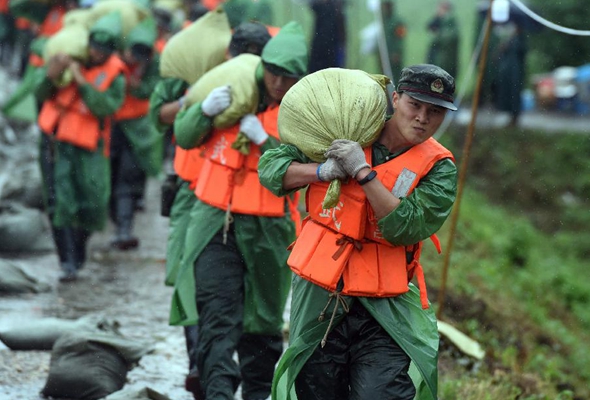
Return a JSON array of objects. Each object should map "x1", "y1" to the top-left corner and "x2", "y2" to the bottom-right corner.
[
  {"x1": 426, "y1": 12, "x2": 459, "y2": 78},
  {"x1": 383, "y1": 13, "x2": 406, "y2": 81},
  {"x1": 116, "y1": 19, "x2": 163, "y2": 177},
  {"x1": 148, "y1": 76, "x2": 190, "y2": 287},
  {"x1": 2, "y1": 37, "x2": 48, "y2": 122},
  {"x1": 34, "y1": 12, "x2": 126, "y2": 231},
  {"x1": 257, "y1": 142, "x2": 458, "y2": 400},
  {"x1": 169, "y1": 21, "x2": 308, "y2": 330}
]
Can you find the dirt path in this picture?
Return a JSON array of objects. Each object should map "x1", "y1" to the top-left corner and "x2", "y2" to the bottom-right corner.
[{"x1": 0, "y1": 178, "x2": 197, "y2": 400}]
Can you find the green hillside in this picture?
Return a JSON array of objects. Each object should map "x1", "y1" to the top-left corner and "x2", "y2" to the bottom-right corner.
[{"x1": 422, "y1": 126, "x2": 590, "y2": 399}]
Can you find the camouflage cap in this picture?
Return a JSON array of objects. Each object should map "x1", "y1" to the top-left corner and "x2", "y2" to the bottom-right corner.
[{"x1": 397, "y1": 64, "x2": 457, "y2": 111}]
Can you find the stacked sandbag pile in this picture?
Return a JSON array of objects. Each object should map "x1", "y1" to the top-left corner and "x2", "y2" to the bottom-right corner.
[
  {"x1": 278, "y1": 68, "x2": 390, "y2": 208},
  {"x1": 0, "y1": 117, "x2": 52, "y2": 253}
]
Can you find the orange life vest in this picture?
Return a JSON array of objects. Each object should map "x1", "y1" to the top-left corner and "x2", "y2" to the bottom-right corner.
[
  {"x1": 38, "y1": 55, "x2": 126, "y2": 155},
  {"x1": 29, "y1": 53, "x2": 45, "y2": 68},
  {"x1": 114, "y1": 63, "x2": 150, "y2": 121},
  {"x1": 174, "y1": 146, "x2": 205, "y2": 190},
  {"x1": 194, "y1": 105, "x2": 289, "y2": 217},
  {"x1": 15, "y1": 17, "x2": 31, "y2": 30},
  {"x1": 154, "y1": 37, "x2": 167, "y2": 54},
  {"x1": 0, "y1": 0, "x2": 9, "y2": 14},
  {"x1": 288, "y1": 138, "x2": 454, "y2": 309},
  {"x1": 38, "y1": 5, "x2": 64, "y2": 37}
]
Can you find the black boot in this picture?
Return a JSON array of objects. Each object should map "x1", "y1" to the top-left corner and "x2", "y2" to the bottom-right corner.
[
  {"x1": 59, "y1": 261, "x2": 78, "y2": 282},
  {"x1": 111, "y1": 196, "x2": 139, "y2": 250},
  {"x1": 52, "y1": 227, "x2": 78, "y2": 282},
  {"x1": 72, "y1": 229, "x2": 91, "y2": 270}
]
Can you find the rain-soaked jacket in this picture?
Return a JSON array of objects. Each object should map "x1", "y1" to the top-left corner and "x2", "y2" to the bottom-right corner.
[
  {"x1": 34, "y1": 11, "x2": 126, "y2": 231},
  {"x1": 114, "y1": 18, "x2": 163, "y2": 177},
  {"x1": 258, "y1": 142, "x2": 457, "y2": 400},
  {"x1": 168, "y1": 21, "x2": 308, "y2": 331}
]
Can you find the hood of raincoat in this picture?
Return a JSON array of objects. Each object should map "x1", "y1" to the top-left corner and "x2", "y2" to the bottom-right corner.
[
  {"x1": 89, "y1": 10, "x2": 123, "y2": 51},
  {"x1": 125, "y1": 17, "x2": 157, "y2": 49},
  {"x1": 261, "y1": 21, "x2": 308, "y2": 78}
]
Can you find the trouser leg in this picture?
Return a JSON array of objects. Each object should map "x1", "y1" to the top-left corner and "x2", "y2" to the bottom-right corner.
[
  {"x1": 184, "y1": 325, "x2": 199, "y2": 372},
  {"x1": 39, "y1": 135, "x2": 77, "y2": 281},
  {"x1": 72, "y1": 228, "x2": 91, "y2": 270},
  {"x1": 238, "y1": 332, "x2": 283, "y2": 400},
  {"x1": 110, "y1": 126, "x2": 143, "y2": 249},
  {"x1": 194, "y1": 229, "x2": 244, "y2": 400},
  {"x1": 184, "y1": 325, "x2": 204, "y2": 399},
  {"x1": 295, "y1": 301, "x2": 415, "y2": 400}
]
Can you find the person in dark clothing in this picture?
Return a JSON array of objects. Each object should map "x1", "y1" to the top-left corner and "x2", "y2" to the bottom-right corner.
[
  {"x1": 110, "y1": 20, "x2": 161, "y2": 250},
  {"x1": 308, "y1": 0, "x2": 346, "y2": 73},
  {"x1": 492, "y1": 21, "x2": 527, "y2": 126},
  {"x1": 426, "y1": 1, "x2": 459, "y2": 78}
]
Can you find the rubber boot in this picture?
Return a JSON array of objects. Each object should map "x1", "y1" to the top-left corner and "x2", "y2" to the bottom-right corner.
[
  {"x1": 111, "y1": 196, "x2": 139, "y2": 250},
  {"x1": 51, "y1": 226, "x2": 78, "y2": 282},
  {"x1": 184, "y1": 325, "x2": 205, "y2": 400},
  {"x1": 72, "y1": 228, "x2": 91, "y2": 270}
]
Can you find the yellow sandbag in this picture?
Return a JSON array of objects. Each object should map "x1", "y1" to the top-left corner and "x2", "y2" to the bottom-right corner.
[
  {"x1": 278, "y1": 68, "x2": 390, "y2": 209},
  {"x1": 185, "y1": 53, "x2": 260, "y2": 130},
  {"x1": 63, "y1": 8, "x2": 95, "y2": 29},
  {"x1": 43, "y1": 24, "x2": 89, "y2": 88},
  {"x1": 159, "y1": 7, "x2": 231, "y2": 85},
  {"x1": 91, "y1": 0, "x2": 148, "y2": 35}
]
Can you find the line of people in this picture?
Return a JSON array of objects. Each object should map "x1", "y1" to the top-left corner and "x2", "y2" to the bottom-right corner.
[{"x1": 12, "y1": 1, "x2": 460, "y2": 399}]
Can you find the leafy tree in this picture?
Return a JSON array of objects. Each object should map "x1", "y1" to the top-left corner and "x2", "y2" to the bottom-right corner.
[{"x1": 528, "y1": 0, "x2": 590, "y2": 72}]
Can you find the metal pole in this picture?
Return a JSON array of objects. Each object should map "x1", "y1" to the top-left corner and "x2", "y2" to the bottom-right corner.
[{"x1": 436, "y1": 0, "x2": 494, "y2": 320}]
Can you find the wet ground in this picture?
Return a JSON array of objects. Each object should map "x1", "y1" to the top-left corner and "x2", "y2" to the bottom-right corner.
[{"x1": 0, "y1": 178, "x2": 206, "y2": 400}]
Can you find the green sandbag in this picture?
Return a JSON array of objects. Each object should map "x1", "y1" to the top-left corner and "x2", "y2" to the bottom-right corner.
[
  {"x1": 159, "y1": 7, "x2": 231, "y2": 85},
  {"x1": 63, "y1": 8, "x2": 95, "y2": 29},
  {"x1": 278, "y1": 68, "x2": 390, "y2": 209},
  {"x1": 185, "y1": 53, "x2": 260, "y2": 131},
  {"x1": 91, "y1": 0, "x2": 149, "y2": 35},
  {"x1": 43, "y1": 24, "x2": 89, "y2": 87}
]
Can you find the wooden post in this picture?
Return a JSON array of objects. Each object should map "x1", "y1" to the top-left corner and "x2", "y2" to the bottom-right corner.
[{"x1": 436, "y1": 0, "x2": 495, "y2": 320}]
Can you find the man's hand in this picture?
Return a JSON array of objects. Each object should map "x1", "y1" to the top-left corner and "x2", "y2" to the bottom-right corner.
[
  {"x1": 46, "y1": 53, "x2": 71, "y2": 80},
  {"x1": 68, "y1": 60, "x2": 86, "y2": 86},
  {"x1": 325, "y1": 139, "x2": 371, "y2": 179},
  {"x1": 201, "y1": 85, "x2": 232, "y2": 117},
  {"x1": 239, "y1": 114, "x2": 268, "y2": 145},
  {"x1": 317, "y1": 157, "x2": 348, "y2": 181}
]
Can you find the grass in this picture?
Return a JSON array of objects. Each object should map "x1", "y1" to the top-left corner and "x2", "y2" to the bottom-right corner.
[{"x1": 418, "y1": 126, "x2": 590, "y2": 399}]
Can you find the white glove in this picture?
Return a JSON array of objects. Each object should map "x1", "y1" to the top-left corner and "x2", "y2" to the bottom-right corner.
[
  {"x1": 239, "y1": 114, "x2": 269, "y2": 145},
  {"x1": 317, "y1": 158, "x2": 348, "y2": 182},
  {"x1": 201, "y1": 85, "x2": 232, "y2": 117},
  {"x1": 325, "y1": 139, "x2": 371, "y2": 178}
]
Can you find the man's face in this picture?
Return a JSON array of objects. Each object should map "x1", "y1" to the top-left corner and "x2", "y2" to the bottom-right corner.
[
  {"x1": 88, "y1": 46, "x2": 111, "y2": 66},
  {"x1": 391, "y1": 92, "x2": 447, "y2": 146},
  {"x1": 263, "y1": 68, "x2": 298, "y2": 103}
]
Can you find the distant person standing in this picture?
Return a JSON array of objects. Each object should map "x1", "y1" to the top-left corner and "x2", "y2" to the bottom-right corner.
[
  {"x1": 309, "y1": 0, "x2": 346, "y2": 72},
  {"x1": 426, "y1": 1, "x2": 459, "y2": 78},
  {"x1": 35, "y1": 12, "x2": 126, "y2": 282},
  {"x1": 110, "y1": 20, "x2": 162, "y2": 250},
  {"x1": 492, "y1": 21, "x2": 527, "y2": 126},
  {"x1": 381, "y1": 0, "x2": 406, "y2": 80}
]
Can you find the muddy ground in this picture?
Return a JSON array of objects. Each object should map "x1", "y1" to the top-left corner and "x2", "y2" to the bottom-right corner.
[{"x1": 0, "y1": 177, "x2": 223, "y2": 400}]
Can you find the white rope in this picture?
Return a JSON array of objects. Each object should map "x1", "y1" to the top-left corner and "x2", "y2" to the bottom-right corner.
[
  {"x1": 434, "y1": 16, "x2": 489, "y2": 139},
  {"x1": 509, "y1": 0, "x2": 590, "y2": 36}
]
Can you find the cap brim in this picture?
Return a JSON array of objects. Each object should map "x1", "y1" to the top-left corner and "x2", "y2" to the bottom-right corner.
[
  {"x1": 406, "y1": 92, "x2": 457, "y2": 111},
  {"x1": 262, "y1": 62, "x2": 300, "y2": 79}
]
